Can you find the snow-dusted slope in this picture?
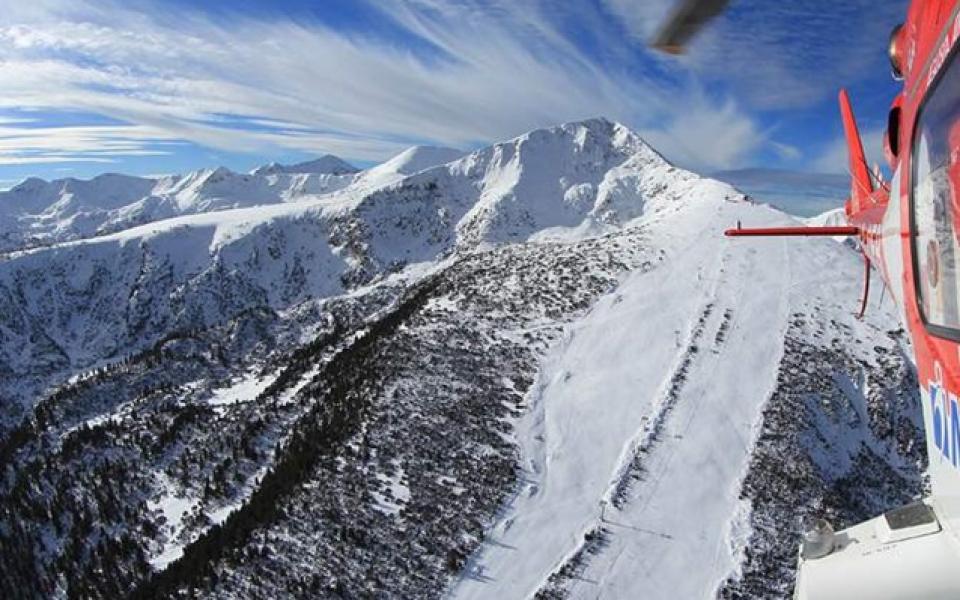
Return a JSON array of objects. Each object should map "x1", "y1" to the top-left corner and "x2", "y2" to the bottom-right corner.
[
  {"x1": 803, "y1": 206, "x2": 849, "y2": 228},
  {"x1": 365, "y1": 145, "x2": 465, "y2": 178},
  {"x1": 0, "y1": 119, "x2": 922, "y2": 600},
  {"x1": 801, "y1": 208, "x2": 854, "y2": 244}
]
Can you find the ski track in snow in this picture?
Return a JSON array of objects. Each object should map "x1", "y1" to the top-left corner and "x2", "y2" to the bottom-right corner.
[
  {"x1": 570, "y1": 212, "x2": 790, "y2": 599},
  {"x1": 447, "y1": 195, "x2": 850, "y2": 600}
]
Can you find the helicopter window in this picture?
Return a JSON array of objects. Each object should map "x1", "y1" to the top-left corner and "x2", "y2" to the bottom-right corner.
[{"x1": 913, "y1": 48, "x2": 960, "y2": 332}]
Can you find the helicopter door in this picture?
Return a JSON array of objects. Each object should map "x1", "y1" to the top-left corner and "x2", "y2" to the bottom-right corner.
[{"x1": 913, "y1": 46, "x2": 960, "y2": 335}]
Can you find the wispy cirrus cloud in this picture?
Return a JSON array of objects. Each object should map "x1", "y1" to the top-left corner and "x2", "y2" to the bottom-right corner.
[
  {"x1": 0, "y1": 0, "x2": 771, "y2": 173},
  {"x1": 0, "y1": 0, "x2": 909, "y2": 179},
  {"x1": 0, "y1": 124, "x2": 177, "y2": 165}
]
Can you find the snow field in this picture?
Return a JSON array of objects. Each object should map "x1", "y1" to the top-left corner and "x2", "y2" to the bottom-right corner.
[{"x1": 450, "y1": 195, "x2": 868, "y2": 599}]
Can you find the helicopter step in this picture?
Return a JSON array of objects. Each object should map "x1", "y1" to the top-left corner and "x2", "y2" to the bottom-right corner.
[{"x1": 794, "y1": 499, "x2": 960, "y2": 599}]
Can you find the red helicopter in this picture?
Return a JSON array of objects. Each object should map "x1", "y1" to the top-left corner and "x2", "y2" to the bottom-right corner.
[{"x1": 656, "y1": 1, "x2": 960, "y2": 597}]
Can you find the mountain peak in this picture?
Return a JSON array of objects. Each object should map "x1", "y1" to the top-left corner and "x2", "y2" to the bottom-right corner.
[
  {"x1": 502, "y1": 117, "x2": 663, "y2": 166},
  {"x1": 252, "y1": 154, "x2": 359, "y2": 176},
  {"x1": 208, "y1": 166, "x2": 235, "y2": 179},
  {"x1": 563, "y1": 116, "x2": 616, "y2": 130},
  {"x1": 10, "y1": 177, "x2": 49, "y2": 192},
  {"x1": 378, "y1": 146, "x2": 466, "y2": 176}
]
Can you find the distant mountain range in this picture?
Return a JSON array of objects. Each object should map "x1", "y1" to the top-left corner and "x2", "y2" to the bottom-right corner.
[{"x1": 0, "y1": 145, "x2": 471, "y2": 255}]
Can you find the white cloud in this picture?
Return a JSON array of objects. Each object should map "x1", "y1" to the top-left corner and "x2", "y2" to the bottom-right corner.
[
  {"x1": 0, "y1": 156, "x2": 116, "y2": 165},
  {"x1": 0, "y1": 123, "x2": 176, "y2": 165},
  {"x1": 0, "y1": 0, "x2": 769, "y2": 172},
  {"x1": 0, "y1": 178, "x2": 23, "y2": 191},
  {"x1": 0, "y1": 116, "x2": 36, "y2": 125},
  {"x1": 771, "y1": 142, "x2": 802, "y2": 162},
  {"x1": 811, "y1": 127, "x2": 886, "y2": 175},
  {"x1": 638, "y1": 97, "x2": 766, "y2": 171}
]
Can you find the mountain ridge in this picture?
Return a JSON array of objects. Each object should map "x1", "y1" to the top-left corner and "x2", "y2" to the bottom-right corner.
[
  {"x1": 251, "y1": 154, "x2": 360, "y2": 176},
  {"x1": 0, "y1": 118, "x2": 710, "y2": 404}
]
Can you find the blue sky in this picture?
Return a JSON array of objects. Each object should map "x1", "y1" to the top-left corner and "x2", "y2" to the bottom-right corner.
[{"x1": 0, "y1": 0, "x2": 908, "y2": 188}]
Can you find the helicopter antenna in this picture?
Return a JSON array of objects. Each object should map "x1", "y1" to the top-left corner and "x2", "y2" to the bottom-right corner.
[
  {"x1": 847, "y1": 164, "x2": 888, "y2": 198},
  {"x1": 862, "y1": 158, "x2": 891, "y2": 192}
]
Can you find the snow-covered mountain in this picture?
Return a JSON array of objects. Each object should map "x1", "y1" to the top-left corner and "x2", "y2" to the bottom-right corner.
[
  {"x1": 0, "y1": 118, "x2": 923, "y2": 599},
  {"x1": 0, "y1": 120, "x2": 704, "y2": 397},
  {"x1": 250, "y1": 154, "x2": 360, "y2": 176},
  {"x1": 0, "y1": 146, "x2": 468, "y2": 254},
  {"x1": 364, "y1": 145, "x2": 466, "y2": 178}
]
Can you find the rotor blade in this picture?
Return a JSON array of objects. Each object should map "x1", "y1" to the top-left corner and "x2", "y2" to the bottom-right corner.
[{"x1": 651, "y1": 0, "x2": 731, "y2": 54}]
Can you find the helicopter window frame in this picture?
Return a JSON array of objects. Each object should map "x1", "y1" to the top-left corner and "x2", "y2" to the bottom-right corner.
[{"x1": 910, "y1": 37, "x2": 960, "y2": 341}]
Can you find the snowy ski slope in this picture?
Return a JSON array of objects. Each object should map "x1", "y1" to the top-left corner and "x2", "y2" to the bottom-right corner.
[{"x1": 449, "y1": 190, "x2": 901, "y2": 599}]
